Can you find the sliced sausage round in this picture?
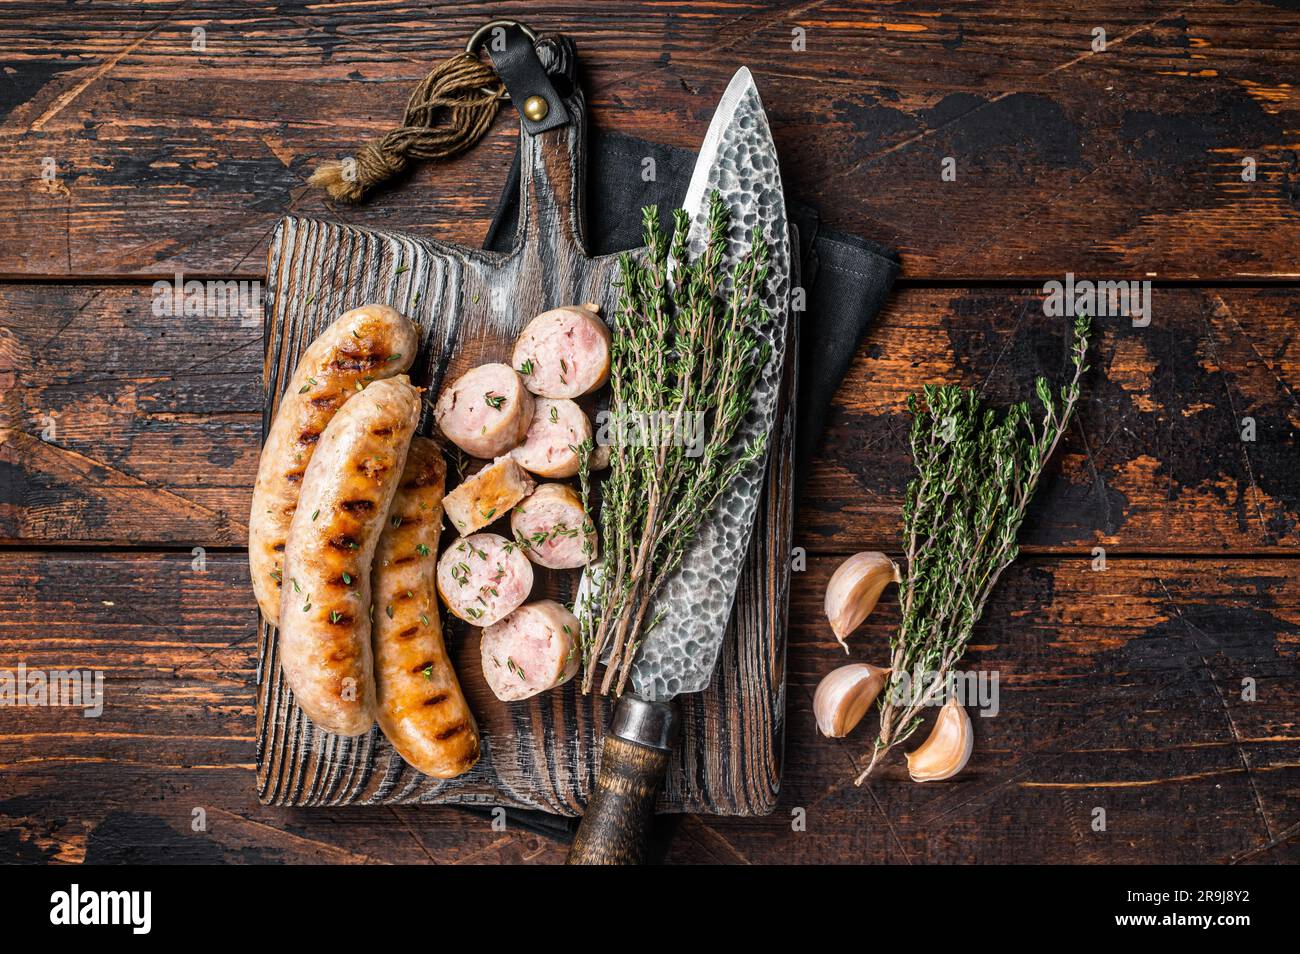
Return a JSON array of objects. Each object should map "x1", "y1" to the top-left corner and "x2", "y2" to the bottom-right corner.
[
  {"x1": 511, "y1": 483, "x2": 596, "y2": 569},
  {"x1": 249, "y1": 303, "x2": 418, "y2": 626},
  {"x1": 434, "y1": 363, "x2": 534, "y2": 459},
  {"x1": 480, "y1": 600, "x2": 580, "y2": 701},
  {"x1": 512, "y1": 304, "x2": 611, "y2": 399},
  {"x1": 435, "y1": 531, "x2": 533, "y2": 627},
  {"x1": 510, "y1": 398, "x2": 592, "y2": 479},
  {"x1": 442, "y1": 455, "x2": 535, "y2": 537}
]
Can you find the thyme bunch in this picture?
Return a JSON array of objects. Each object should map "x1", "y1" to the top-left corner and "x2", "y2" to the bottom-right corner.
[
  {"x1": 580, "y1": 191, "x2": 771, "y2": 695},
  {"x1": 857, "y1": 315, "x2": 1091, "y2": 782}
]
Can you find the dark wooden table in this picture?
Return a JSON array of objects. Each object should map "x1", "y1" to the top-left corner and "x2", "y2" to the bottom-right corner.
[{"x1": 2, "y1": 1, "x2": 1297, "y2": 865}]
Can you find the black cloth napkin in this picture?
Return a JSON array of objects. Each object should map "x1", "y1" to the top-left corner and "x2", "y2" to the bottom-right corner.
[{"x1": 484, "y1": 129, "x2": 900, "y2": 484}]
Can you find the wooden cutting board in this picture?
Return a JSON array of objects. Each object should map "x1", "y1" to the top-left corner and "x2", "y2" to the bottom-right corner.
[{"x1": 254, "y1": 37, "x2": 796, "y2": 816}]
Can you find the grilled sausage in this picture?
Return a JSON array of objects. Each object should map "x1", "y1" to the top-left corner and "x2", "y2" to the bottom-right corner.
[
  {"x1": 435, "y1": 531, "x2": 533, "y2": 627},
  {"x1": 277, "y1": 376, "x2": 421, "y2": 736},
  {"x1": 511, "y1": 483, "x2": 596, "y2": 569},
  {"x1": 480, "y1": 600, "x2": 580, "y2": 702},
  {"x1": 372, "y1": 437, "x2": 480, "y2": 778},
  {"x1": 249, "y1": 304, "x2": 418, "y2": 625},
  {"x1": 433, "y1": 363, "x2": 533, "y2": 459},
  {"x1": 510, "y1": 398, "x2": 592, "y2": 479},
  {"x1": 512, "y1": 303, "x2": 611, "y2": 399},
  {"x1": 442, "y1": 455, "x2": 535, "y2": 536}
]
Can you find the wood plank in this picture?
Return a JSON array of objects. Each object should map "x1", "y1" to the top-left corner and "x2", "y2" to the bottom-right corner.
[
  {"x1": 801, "y1": 285, "x2": 1300, "y2": 552},
  {"x1": 2, "y1": 2, "x2": 1298, "y2": 279},
  {"x1": 0, "y1": 281, "x2": 262, "y2": 547},
  {"x1": 1, "y1": 549, "x2": 1294, "y2": 863},
  {"x1": 4, "y1": 284, "x2": 1297, "y2": 551}
]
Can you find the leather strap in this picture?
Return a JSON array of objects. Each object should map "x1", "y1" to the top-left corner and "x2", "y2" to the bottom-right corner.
[{"x1": 487, "y1": 24, "x2": 570, "y2": 135}]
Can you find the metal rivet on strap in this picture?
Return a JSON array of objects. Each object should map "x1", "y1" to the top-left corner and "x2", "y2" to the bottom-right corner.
[{"x1": 522, "y1": 95, "x2": 549, "y2": 122}]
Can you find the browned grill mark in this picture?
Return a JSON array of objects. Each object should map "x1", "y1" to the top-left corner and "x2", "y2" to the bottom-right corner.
[
  {"x1": 459, "y1": 738, "x2": 481, "y2": 765},
  {"x1": 329, "y1": 648, "x2": 357, "y2": 664},
  {"x1": 285, "y1": 471, "x2": 303, "y2": 485},
  {"x1": 309, "y1": 395, "x2": 337, "y2": 409},
  {"x1": 330, "y1": 349, "x2": 384, "y2": 373},
  {"x1": 329, "y1": 360, "x2": 378, "y2": 374},
  {"x1": 403, "y1": 469, "x2": 438, "y2": 490},
  {"x1": 328, "y1": 573, "x2": 354, "y2": 588},
  {"x1": 392, "y1": 555, "x2": 416, "y2": 565},
  {"x1": 396, "y1": 626, "x2": 419, "y2": 640},
  {"x1": 340, "y1": 499, "x2": 375, "y2": 514},
  {"x1": 422, "y1": 692, "x2": 449, "y2": 707},
  {"x1": 328, "y1": 535, "x2": 359, "y2": 551},
  {"x1": 272, "y1": 542, "x2": 285, "y2": 552},
  {"x1": 371, "y1": 425, "x2": 393, "y2": 437},
  {"x1": 411, "y1": 660, "x2": 434, "y2": 675},
  {"x1": 327, "y1": 612, "x2": 355, "y2": 626},
  {"x1": 298, "y1": 430, "x2": 320, "y2": 445},
  {"x1": 435, "y1": 721, "x2": 469, "y2": 741},
  {"x1": 397, "y1": 590, "x2": 415, "y2": 601}
]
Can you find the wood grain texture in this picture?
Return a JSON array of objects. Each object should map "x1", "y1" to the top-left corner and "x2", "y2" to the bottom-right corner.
[
  {"x1": 2, "y1": 1, "x2": 1299, "y2": 279},
  {"x1": 253, "y1": 36, "x2": 793, "y2": 815},
  {"x1": 0, "y1": 549, "x2": 1294, "y2": 863},
  {"x1": 3, "y1": 285, "x2": 1294, "y2": 552},
  {"x1": 800, "y1": 286, "x2": 1300, "y2": 553}
]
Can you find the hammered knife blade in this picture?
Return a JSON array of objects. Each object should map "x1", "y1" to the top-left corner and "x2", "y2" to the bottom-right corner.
[{"x1": 568, "y1": 67, "x2": 791, "y2": 864}]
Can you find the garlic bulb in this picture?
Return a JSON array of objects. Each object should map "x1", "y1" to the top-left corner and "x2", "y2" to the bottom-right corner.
[
  {"x1": 814, "y1": 664, "x2": 891, "y2": 738},
  {"x1": 824, "y1": 552, "x2": 901, "y2": 651},
  {"x1": 906, "y1": 696, "x2": 973, "y2": 782}
]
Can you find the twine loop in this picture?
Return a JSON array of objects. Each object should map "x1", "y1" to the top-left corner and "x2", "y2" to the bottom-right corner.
[{"x1": 309, "y1": 53, "x2": 505, "y2": 203}]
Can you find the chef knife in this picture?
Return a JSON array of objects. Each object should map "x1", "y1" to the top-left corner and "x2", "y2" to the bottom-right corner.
[{"x1": 567, "y1": 67, "x2": 791, "y2": 865}]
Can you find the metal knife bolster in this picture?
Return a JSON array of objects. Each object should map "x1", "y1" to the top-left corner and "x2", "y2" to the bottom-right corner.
[{"x1": 610, "y1": 693, "x2": 678, "y2": 751}]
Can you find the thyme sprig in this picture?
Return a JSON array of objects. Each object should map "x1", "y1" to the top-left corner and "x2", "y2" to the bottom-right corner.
[
  {"x1": 856, "y1": 315, "x2": 1091, "y2": 783},
  {"x1": 579, "y1": 191, "x2": 771, "y2": 695}
]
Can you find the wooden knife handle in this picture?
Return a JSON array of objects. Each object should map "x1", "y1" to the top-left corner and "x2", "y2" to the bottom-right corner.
[{"x1": 567, "y1": 694, "x2": 677, "y2": 865}]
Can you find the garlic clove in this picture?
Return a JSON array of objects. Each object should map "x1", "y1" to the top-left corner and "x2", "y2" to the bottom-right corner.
[
  {"x1": 824, "y1": 552, "x2": 901, "y2": 651},
  {"x1": 814, "y1": 664, "x2": 891, "y2": 738},
  {"x1": 906, "y1": 696, "x2": 973, "y2": 782}
]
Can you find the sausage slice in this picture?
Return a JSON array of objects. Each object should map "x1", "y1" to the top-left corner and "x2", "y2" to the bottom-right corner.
[
  {"x1": 372, "y1": 437, "x2": 480, "y2": 778},
  {"x1": 512, "y1": 304, "x2": 611, "y2": 399},
  {"x1": 511, "y1": 483, "x2": 596, "y2": 569},
  {"x1": 435, "y1": 532, "x2": 533, "y2": 626},
  {"x1": 510, "y1": 398, "x2": 592, "y2": 479},
  {"x1": 480, "y1": 600, "x2": 581, "y2": 701},
  {"x1": 250, "y1": 304, "x2": 418, "y2": 626},
  {"x1": 434, "y1": 363, "x2": 533, "y2": 459},
  {"x1": 442, "y1": 455, "x2": 535, "y2": 536},
  {"x1": 277, "y1": 376, "x2": 420, "y2": 737}
]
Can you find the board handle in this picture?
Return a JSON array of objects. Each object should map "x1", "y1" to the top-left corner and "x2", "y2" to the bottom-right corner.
[
  {"x1": 506, "y1": 34, "x2": 590, "y2": 255},
  {"x1": 567, "y1": 694, "x2": 678, "y2": 865}
]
